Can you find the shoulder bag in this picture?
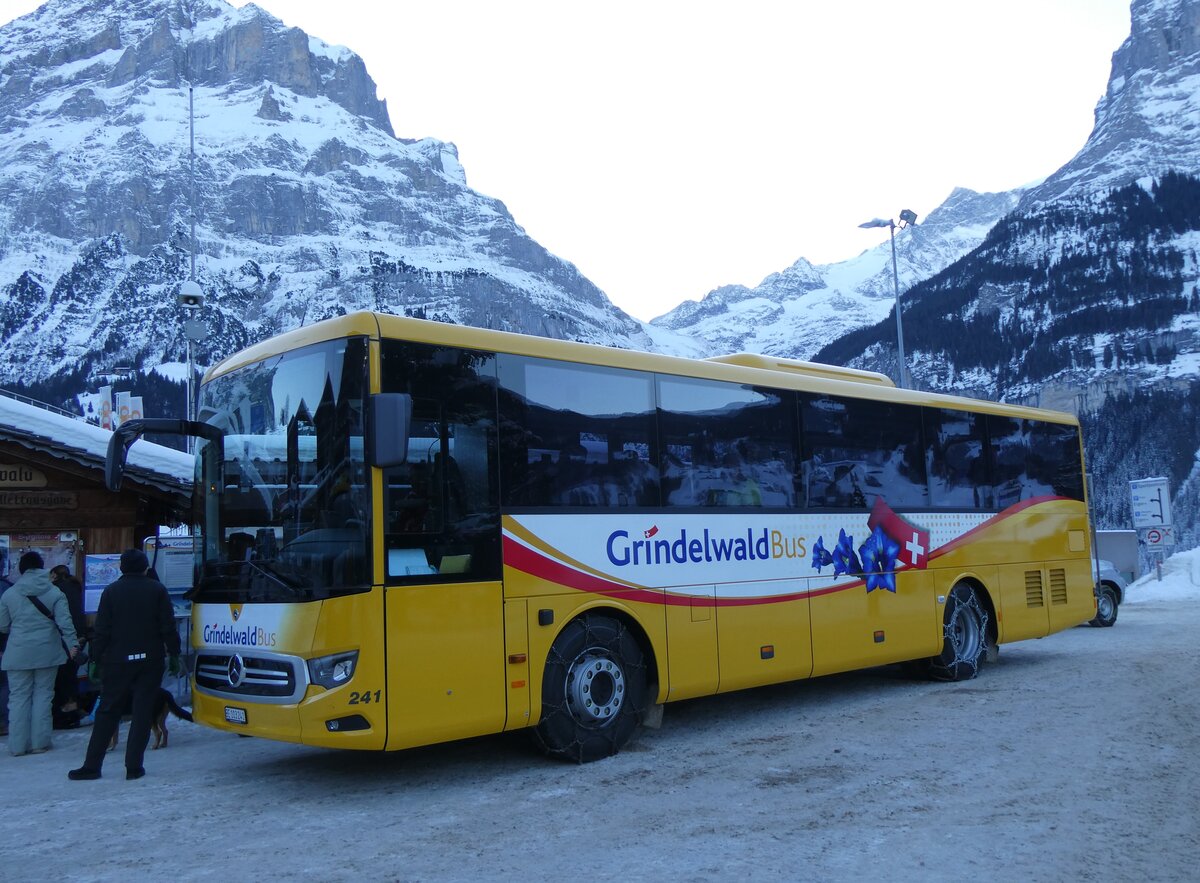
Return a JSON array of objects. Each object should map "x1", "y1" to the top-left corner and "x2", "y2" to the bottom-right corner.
[{"x1": 27, "y1": 593, "x2": 85, "y2": 665}]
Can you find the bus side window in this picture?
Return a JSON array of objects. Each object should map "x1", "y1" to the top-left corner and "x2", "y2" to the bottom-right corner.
[
  {"x1": 988, "y1": 414, "x2": 1030, "y2": 507},
  {"x1": 499, "y1": 355, "x2": 657, "y2": 509},
  {"x1": 926, "y1": 408, "x2": 989, "y2": 509},
  {"x1": 659, "y1": 377, "x2": 796, "y2": 510},
  {"x1": 800, "y1": 395, "x2": 926, "y2": 510}
]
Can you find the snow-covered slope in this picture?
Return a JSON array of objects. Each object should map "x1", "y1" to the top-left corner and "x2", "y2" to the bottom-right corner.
[
  {"x1": 0, "y1": 0, "x2": 650, "y2": 386},
  {"x1": 650, "y1": 186, "x2": 1022, "y2": 360}
]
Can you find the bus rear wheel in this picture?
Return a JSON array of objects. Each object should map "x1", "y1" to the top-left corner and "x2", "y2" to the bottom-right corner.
[
  {"x1": 533, "y1": 613, "x2": 648, "y2": 763},
  {"x1": 928, "y1": 583, "x2": 988, "y2": 682}
]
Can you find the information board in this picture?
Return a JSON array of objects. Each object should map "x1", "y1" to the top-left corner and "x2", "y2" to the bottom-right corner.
[{"x1": 143, "y1": 536, "x2": 196, "y2": 594}]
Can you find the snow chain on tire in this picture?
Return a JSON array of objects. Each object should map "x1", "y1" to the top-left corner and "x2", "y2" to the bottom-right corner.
[
  {"x1": 929, "y1": 584, "x2": 989, "y2": 682},
  {"x1": 533, "y1": 614, "x2": 648, "y2": 763}
]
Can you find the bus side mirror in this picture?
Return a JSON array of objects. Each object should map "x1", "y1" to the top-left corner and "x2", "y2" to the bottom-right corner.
[{"x1": 369, "y1": 393, "x2": 411, "y2": 468}]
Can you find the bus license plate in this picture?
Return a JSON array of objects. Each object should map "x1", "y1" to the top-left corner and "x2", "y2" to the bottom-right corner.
[{"x1": 224, "y1": 706, "x2": 248, "y2": 725}]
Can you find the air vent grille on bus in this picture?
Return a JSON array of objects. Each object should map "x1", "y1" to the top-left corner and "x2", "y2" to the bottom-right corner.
[
  {"x1": 1025, "y1": 570, "x2": 1045, "y2": 608},
  {"x1": 1050, "y1": 568, "x2": 1068, "y2": 606}
]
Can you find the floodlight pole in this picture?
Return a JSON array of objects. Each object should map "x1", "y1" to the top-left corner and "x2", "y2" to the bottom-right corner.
[
  {"x1": 859, "y1": 212, "x2": 918, "y2": 389},
  {"x1": 887, "y1": 221, "x2": 908, "y2": 390},
  {"x1": 189, "y1": 85, "x2": 196, "y2": 282},
  {"x1": 188, "y1": 85, "x2": 196, "y2": 446}
]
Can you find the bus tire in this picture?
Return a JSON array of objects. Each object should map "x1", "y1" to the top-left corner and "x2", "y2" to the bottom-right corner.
[
  {"x1": 1089, "y1": 585, "x2": 1119, "y2": 628},
  {"x1": 928, "y1": 583, "x2": 988, "y2": 682},
  {"x1": 533, "y1": 613, "x2": 648, "y2": 763}
]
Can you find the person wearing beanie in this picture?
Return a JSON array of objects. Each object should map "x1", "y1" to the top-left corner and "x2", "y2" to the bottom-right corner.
[
  {"x1": 69, "y1": 548, "x2": 181, "y2": 781},
  {"x1": 0, "y1": 551, "x2": 79, "y2": 756}
]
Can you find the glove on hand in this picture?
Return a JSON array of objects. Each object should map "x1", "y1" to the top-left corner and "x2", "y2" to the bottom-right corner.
[
  {"x1": 168, "y1": 654, "x2": 182, "y2": 677},
  {"x1": 86, "y1": 661, "x2": 102, "y2": 684}
]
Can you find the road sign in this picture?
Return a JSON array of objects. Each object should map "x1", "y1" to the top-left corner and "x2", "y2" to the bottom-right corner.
[
  {"x1": 1130, "y1": 477, "x2": 1172, "y2": 528},
  {"x1": 1141, "y1": 525, "x2": 1174, "y2": 551}
]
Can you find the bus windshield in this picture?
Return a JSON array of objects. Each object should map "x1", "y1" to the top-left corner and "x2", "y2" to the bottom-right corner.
[{"x1": 191, "y1": 337, "x2": 370, "y2": 603}]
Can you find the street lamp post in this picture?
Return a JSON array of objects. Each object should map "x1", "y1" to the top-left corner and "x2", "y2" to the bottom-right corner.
[
  {"x1": 859, "y1": 209, "x2": 918, "y2": 389},
  {"x1": 177, "y1": 280, "x2": 206, "y2": 448}
]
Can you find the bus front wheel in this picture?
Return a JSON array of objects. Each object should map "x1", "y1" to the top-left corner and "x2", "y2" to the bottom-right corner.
[
  {"x1": 533, "y1": 614, "x2": 648, "y2": 763},
  {"x1": 928, "y1": 583, "x2": 988, "y2": 682}
]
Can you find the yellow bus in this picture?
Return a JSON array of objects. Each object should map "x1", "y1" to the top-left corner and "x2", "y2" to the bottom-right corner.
[{"x1": 108, "y1": 311, "x2": 1097, "y2": 762}]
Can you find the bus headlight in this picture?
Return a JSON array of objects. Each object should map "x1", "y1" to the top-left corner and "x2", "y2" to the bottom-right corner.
[{"x1": 308, "y1": 651, "x2": 359, "y2": 688}]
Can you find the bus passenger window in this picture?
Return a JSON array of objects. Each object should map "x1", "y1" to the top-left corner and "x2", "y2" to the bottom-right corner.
[
  {"x1": 658, "y1": 377, "x2": 796, "y2": 509},
  {"x1": 926, "y1": 408, "x2": 990, "y2": 509},
  {"x1": 800, "y1": 395, "x2": 927, "y2": 510},
  {"x1": 498, "y1": 355, "x2": 658, "y2": 508}
]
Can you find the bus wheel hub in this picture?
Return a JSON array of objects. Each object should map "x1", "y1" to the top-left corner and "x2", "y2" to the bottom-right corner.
[{"x1": 566, "y1": 652, "x2": 625, "y2": 724}]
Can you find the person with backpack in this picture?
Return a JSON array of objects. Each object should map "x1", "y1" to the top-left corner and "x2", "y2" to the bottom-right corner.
[{"x1": 0, "y1": 551, "x2": 79, "y2": 756}]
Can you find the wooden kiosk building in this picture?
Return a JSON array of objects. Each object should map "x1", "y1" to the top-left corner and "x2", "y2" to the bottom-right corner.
[{"x1": 0, "y1": 394, "x2": 191, "y2": 588}]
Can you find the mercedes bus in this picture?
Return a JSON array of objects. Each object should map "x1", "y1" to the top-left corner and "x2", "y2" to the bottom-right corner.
[{"x1": 107, "y1": 312, "x2": 1096, "y2": 762}]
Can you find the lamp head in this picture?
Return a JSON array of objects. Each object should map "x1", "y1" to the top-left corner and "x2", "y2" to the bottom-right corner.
[
  {"x1": 177, "y1": 280, "x2": 205, "y2": 309},
  {"x1": 858, "y1": 218, "x2": 892, "y2": 229}
]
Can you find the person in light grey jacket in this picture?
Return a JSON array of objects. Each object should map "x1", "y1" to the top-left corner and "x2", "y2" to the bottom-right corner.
[{"x1": 0, "y1": 551, "x2": 78, "y2": 756}]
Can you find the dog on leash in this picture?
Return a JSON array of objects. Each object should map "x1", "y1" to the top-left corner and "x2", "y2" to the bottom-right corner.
[{"x1": 104, "y1": 688, "x2": 194, "y2": 751}]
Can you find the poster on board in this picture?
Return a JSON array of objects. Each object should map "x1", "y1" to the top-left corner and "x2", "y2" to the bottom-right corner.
[{"x1": 84, "y1": 553, "x2": 123, "y2": 614}]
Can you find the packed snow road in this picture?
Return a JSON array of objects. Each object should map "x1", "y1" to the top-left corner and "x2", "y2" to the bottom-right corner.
[{"x1": 4, "y1": 555, "x2": 1199, "y2": 882}]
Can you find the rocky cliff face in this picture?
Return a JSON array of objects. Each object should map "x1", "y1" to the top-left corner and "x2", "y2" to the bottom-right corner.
[
  {"x1": 1021, "y1": 0, "x2": 1200, "y2": 208},
  {"x1": 0, "y1": 0, "x2": 650, "y2": 386}
]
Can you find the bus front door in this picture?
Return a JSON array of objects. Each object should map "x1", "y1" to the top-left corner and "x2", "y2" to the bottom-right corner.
[{"x1": 384, "y1": 580, "x2": 507, "y2": 750}]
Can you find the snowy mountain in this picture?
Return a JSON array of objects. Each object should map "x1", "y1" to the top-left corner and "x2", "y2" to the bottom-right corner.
[
  {"x1": 0, "y1": 0, "x2": 651, "y2": 388},
  {"x1": 650, "y1": 186, "x2": 1022, "y2": 362},
  {"x1": 813, "y1": 0, "x2": 1200, "y2": 404},
  {"x1": 651, "y1": 0, "x2": 1200, "y2": 375}
]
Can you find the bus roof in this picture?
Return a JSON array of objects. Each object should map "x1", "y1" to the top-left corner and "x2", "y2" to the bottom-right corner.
[
  {"x1": 705, "y1": 354, "x2": 895, "y2": 387},
  {"x1": 204, "y1": 311, "x2": 1079, "y2": 426}
]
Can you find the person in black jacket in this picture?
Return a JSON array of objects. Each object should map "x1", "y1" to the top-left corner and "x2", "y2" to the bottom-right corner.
[
  {"x1": 68, "y1": 549, "x2": 181, "y2": 781},
  {"x1": 49, "y1": 565, "x2": 87, "y2": 728}
]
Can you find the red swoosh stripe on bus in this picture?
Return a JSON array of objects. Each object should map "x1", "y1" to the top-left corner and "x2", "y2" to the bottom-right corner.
[{"x1": 503, "y1": 536, "x2": 665, "y2": 603}]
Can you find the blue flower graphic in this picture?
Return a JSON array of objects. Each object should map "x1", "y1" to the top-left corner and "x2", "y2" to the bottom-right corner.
[
  {"x1": 859, "y1": 525, "x2": 900, "y2": 593},
  {"x1": 832, "y1": 528, "x2": 862, "y2": 578},
  {"x1": 811, "y1": 535, "x2": 833, "y2": 573}
]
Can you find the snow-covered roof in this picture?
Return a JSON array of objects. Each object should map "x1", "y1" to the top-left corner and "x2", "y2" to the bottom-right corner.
[{"x1": 0, "y1": 394, "x2": 193, "y2": 489}]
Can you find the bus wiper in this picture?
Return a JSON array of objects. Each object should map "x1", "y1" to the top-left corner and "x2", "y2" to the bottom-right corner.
[{"x1": 246, "y1": 559, "x2": 308, "y2": 597}]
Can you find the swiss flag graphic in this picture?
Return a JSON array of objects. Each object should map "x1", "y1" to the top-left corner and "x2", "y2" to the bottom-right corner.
[{"x1": 867, "y1": 498, "x2": 931, "y2": 570}]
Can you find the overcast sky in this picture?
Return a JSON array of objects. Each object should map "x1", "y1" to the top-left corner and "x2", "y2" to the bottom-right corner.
[{"x1": 1, "y1": 1, "x2": 1133, "y2": 320}]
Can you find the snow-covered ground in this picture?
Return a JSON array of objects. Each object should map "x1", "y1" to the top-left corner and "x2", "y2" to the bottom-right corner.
[{"x1": 3, "y1": 549, "x2": 1198, "y2": 881}]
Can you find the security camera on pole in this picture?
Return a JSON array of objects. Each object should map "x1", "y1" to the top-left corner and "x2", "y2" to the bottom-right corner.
[
  {"x1": 177, "y1": 280, "x2": 206, "y2": 449},
  {"x1": 859, "y1": 209, "x2": 919, "y2": 389}
]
